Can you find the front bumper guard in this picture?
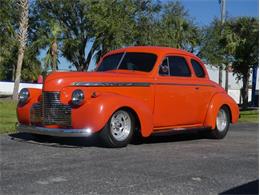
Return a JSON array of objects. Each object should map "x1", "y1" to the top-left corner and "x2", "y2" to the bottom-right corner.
[{"x1": 16, "y1": 124, "x2": 92, "y2": 137}]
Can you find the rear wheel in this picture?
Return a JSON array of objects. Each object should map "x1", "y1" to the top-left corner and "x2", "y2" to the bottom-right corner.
[
  {"x1": 100, "y1": 109, "x2": 135, "y2": 148},
  {"x1": 209, "y1": 106, "x2": 230, "y2": 139}
]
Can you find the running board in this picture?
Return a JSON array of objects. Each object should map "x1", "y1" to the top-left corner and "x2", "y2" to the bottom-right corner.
[{"x1": 152, "y1": 126, "x2": 211, "y2": 136}]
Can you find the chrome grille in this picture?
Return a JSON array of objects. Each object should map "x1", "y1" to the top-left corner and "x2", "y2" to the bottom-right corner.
[
  {"x1": 42, "y1": 92, "x2": 71, "y2": 127},
  {"x1": 30, "y1": 103, "x2": 42, "y2": 124}
]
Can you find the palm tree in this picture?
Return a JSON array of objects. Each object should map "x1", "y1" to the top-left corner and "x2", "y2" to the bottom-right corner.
[
  {"x1": 12, "y1": 0, "x2": 29, "y2": 100},
  {"x1": 43, "y1": 21, "x2": 61, "y2": 72}
]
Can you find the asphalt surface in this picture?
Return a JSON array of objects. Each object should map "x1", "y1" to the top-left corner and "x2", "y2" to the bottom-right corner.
[{"x1": 0, "y1": 123, "x2": 258, "y2": 195}]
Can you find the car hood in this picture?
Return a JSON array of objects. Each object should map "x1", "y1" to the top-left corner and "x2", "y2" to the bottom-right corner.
[{"x1": 43, "y1": 71, "x2": 152, "y2": 91}]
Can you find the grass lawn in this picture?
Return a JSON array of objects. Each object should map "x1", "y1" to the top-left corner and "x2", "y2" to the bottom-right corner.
[
  {"x1": 0, "y1": 100, "x2": 17, "y2": 134},
  {"x1": 0, "y1": 100, "x2": 258, "y2": 134},
  {"x1": 238, "y1": 109, "x2": 259, "y2": 123}
]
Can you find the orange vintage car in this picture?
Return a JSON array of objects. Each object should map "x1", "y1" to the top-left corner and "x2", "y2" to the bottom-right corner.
[{"x1": 17, "y1": 46, "x2": 240, "y2": 147}]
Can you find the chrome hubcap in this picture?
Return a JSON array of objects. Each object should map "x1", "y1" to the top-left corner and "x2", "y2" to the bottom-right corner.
[
  {"x1": 216, "y1": 109, "x2": 227, "y2": 132},
  {"x1": 110, "y1": 110, "x2": 131, "y2": 141}
]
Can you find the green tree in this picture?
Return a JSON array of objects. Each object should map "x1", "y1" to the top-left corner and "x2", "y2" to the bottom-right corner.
[
  {"x1": 199, "y1": 18, "x2": 233, "y2": 89},
  {"x1": 132, "y1": 0, "x2": 161, "y2": 46},
  {"x1": 43, "y1": 21, "x2": 61, "y2": 72},
  {"x1": 223, "y1": 17, "x2": 259, "y2": 108},
  {"x1": 0, "y1": 0, "x2": 41, "y2": 82},
  {"x1": 0, "y1": 0, "x2": 19, "y2": 81},
  {"x1": 13, "y1": 0, "x2": 29, "y2": 100},
  {"x1": 86, "y1": 0, "x2": 141, "y2": 62},
  {"x1": 31, "y1": 19, "x2": 62, "y2": 72},
  {"x1": 35, "y1": 0, "x2": 94, "y2": 71},
  {"x1": 154, "y1": 1, "x2": 200, "y2": 52}
]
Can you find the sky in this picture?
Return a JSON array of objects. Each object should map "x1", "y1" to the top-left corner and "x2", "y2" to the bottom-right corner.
[
  {"x1": 41, "y1": 0, "x2": 259, "y2": 71},
  {"x1": 172, "y1": 0, "x2": 259, "y2": 26}
]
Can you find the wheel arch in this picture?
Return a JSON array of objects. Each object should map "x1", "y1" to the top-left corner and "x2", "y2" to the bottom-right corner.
[
  {"x1": 222, "y1": 104, "x2": 232, "y2": 123},
  {"x1": 113, "y1": 105, "x2": 152, "y2": 137},
  {"x1": 118, "y1": 106, "x2": 141, "y2": 131},
  {"x1": 204, "y1": 93, "x2": 239, "y2": 129},
  {"x1": 71, "y1": 93, "x2": 153, "y2": 137}
]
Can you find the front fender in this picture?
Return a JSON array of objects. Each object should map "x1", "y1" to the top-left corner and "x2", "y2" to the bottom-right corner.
[
  {"x1": 71, "y1": 92, "x2": 153, "y2": 137},
  {"x1": 17, "y1": 88, "x2": 42, "y2": 124},
  {"x1": 204, "y1": 92, "x2": 239, "y2": 129}
]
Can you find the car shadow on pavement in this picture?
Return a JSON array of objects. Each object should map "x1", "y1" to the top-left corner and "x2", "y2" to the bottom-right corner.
[
  {"x1": 133, "y1": 129, "x2": 209, "y2": 145},
  {"x1": 220, "y1": 180, "x2": 259, "y2": 194},
  {"x1": 9, "y1": 129, "x2": 209, "y2": 148},
  {"x1": 8, "y1": 133, "x2": 102, "y2": 148}
]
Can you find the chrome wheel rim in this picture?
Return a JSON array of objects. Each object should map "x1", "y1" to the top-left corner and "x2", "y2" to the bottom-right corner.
[
  {"x1": 110, "y1": 110, "x2": 131, "y2": 141},
  {"x1": 216, "y1": 109, "x2": 227, "y2": 132}
]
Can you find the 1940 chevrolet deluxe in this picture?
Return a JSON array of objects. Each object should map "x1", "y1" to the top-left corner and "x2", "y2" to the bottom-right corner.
[{"x1": 17, "y1": 46, "x2": 239, "y2": 147}]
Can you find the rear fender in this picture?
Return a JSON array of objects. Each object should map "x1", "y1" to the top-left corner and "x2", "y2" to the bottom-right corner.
[{"x1": 204, "y1": 93, "x2": 240, "y2": 129}]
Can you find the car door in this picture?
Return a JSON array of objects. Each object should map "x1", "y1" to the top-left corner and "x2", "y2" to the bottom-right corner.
[
  {"x1": 153, "y1": 55, "x2": 202, "y2": 128},
  {"x1": 188, "y1": 57, "x2": 216, "y2": 124}
]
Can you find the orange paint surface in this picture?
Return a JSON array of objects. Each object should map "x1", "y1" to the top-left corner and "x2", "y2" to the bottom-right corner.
[{"x1": 17, "y1": 46, "x2": 239, "y2": 137}]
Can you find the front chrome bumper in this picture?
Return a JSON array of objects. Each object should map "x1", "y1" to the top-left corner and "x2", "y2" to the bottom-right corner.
[{"x1": 16, "y1": 124, "x2": 92, "y2": 137}]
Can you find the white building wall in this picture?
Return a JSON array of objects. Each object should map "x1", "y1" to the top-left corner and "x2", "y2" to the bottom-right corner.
[
  {"x1": 0, "y1": 81, "x2": 42, "y2": 96},
  {"x1": 205, "y1": 64, "x2": 252, "y2": 104}
]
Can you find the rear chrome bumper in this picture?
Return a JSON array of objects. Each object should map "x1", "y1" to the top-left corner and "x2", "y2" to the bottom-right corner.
[{"x1": 16, "y1": 124, "x2": 92, "y2": 137}]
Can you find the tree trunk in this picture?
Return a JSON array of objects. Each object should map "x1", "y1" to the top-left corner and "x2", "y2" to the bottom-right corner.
[
  {"x1": 13, "y1": 47, "x2": 25, "y2": 100},
  {"x1": 51, "y1": 41, "x2": 58, "y2": 71},
  {"x1": 12, "y1": 64, "x2": 16, "y2": 81},
  {"x1": 241, "y1": 74, "x2": 249, "y2": 109},
  {"x1": 218, "y1": 65, "x2": 223, "y2": 87},
  {"x1": 12, "y1": 0, "x2": 29, "y2": 100}
]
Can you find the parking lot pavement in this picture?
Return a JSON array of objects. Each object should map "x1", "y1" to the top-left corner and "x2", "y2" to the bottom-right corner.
[{"x1": 0, "y1": 123, "x2": 258, "y2": 195}]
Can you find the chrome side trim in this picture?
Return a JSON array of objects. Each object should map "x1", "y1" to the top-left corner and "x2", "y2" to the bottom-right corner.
[
  {"x1": 153, "y1": 82, "x2": 215, "y2": 87},
  {"x1": 73, "y1": 82, "x2": 151, "y2": 87},
  {"x1": 72, "y1": 81, "x2": 214, "y2": 88},
  {"x1": 16, "y1": 124, "x2": 92, "y2": 137}
]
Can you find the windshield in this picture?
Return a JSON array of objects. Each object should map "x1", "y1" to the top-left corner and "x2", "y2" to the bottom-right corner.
[{"x1": 97, "y1": 52, "x2": 157, "y2": 72}]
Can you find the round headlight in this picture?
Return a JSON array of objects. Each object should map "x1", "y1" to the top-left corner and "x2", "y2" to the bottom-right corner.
[
  {"x1": 18, "y1": 88, "x2": 30, "y2": 104},
  {"x1": 72, "y1": 89, "x2": 84, "y2": 106}
]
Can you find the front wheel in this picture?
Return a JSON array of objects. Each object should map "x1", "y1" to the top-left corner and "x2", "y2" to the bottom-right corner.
[
  {"x1": 99, "y1": 109, "x2": 135, "y2": 148},
  {"x1": 209, "y1": 106, "x2": 230, "y2": 139}
]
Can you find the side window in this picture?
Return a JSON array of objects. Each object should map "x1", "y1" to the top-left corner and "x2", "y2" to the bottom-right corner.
[
  {"x1": 168, "y1": 56, "x2": 191, "y2": 77},
  {"x1": 191, "y1": 59, "x2": 205, "y2": 78},
  {"x1": 159, "y1": 58, "x2": 170, "y2": 76}
]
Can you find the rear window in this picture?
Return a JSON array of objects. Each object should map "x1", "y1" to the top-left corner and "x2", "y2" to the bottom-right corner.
[
  {"x1": 168, "y1": 56, "x2": 191, "y2": 77},
  {"x1": 191, "y1": 59, "x2": 205, "y2": 78}
]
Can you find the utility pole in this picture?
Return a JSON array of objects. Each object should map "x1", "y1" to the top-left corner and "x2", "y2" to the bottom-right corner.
[
  {"x1": 220, "y1": 0, "x2": 229, "y2": 92},
  {"x1": 218, "y1": 0, "x2": 224, "y2": 88},
  {"x1": 220, "y1": 0, "x2": 226, "y2": 25}
]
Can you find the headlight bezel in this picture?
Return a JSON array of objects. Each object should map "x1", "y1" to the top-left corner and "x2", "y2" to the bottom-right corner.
[
  {"x1": 18, "y1": 88, "x2": 30, "y2": 105},
  {"x1": 71, "y1": 89, "x2": 85, "y2": 106}
]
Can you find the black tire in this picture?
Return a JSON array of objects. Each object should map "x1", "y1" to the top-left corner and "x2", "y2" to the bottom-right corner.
[
  {"x1": 209, "y1": 106, "x2": 230, "y2": 139},
  {"x1": 99, "y1": 109, "x2": 135, "y2": 148}
]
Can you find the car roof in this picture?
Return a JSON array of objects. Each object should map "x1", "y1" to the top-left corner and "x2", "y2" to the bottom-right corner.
[{"x1": 106, "y1": 46, "x2": 197, "y2": 59}]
